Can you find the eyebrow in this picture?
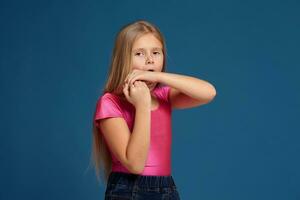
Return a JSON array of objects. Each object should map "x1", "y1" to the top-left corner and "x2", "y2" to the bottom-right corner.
[{"x1": 132, "y1": 47, "x2": 162, "y2": 52}]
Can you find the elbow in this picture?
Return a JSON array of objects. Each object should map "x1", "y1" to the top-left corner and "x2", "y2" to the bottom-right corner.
[
  {"x1": 211, "y1": 88, "x2": 217, "y2": 100},
  {"x1": 202, "y1": 86, "x2": 217, "y2": 104},
  {"x1": 127, "y1": 161, "x2": 145, "y2": 174},
  {"x1": 208, "y1": 85, "x2": 217, "y2": 101},
  {"x1": 130, "y1": 167, "x2": 144, "y2": 175},
  {"x1": 125, "y1": 151, "x2": 146, "y2": 174}
]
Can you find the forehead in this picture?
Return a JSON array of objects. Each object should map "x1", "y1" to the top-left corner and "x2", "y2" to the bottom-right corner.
[{"x1": 132, "y1": 33, "x2": 162, "y2": 51}]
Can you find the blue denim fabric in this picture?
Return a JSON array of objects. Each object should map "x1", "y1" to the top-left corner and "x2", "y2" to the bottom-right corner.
[{"x1": 104, "y1": 172, "x2": 181, "y2": 200}]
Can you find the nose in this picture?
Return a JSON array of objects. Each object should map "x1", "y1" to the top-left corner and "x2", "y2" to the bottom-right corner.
[{"x1": 145, "y1": 54, "x2": 154, "y2": 64}]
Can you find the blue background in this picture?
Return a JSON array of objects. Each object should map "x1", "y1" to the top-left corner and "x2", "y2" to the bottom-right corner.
[{"x1": 1, "y1": 0, "x2": 299, "y2": 199}]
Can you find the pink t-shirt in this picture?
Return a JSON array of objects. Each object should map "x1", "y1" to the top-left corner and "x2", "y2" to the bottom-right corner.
[{"x1": 94, "y1": 85, "x2": 172, "y2": 176}]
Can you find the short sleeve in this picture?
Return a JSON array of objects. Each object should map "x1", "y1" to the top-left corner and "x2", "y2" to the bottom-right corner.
[
  {"x1": 93, "y1": 94, "x2": 123, "y2": 127},
  {"x1": 154, "y1": 85, "x2": 171, "y2": 103}
]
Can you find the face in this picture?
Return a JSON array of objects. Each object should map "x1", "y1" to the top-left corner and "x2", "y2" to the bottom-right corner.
[{"x1": 131, "y1": 33, "x2": 164, "y2": 90}]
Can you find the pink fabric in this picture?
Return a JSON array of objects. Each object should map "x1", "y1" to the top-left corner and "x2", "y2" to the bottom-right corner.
[{"x1": 94, "y1": 85, "x2": 172, "y2": 176}]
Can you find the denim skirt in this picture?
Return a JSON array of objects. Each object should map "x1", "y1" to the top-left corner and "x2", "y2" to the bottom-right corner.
[{"x1": 104, "y1": 171, "x2": 181, "y2": 200}]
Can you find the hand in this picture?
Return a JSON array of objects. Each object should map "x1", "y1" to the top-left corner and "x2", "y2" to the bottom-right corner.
[
  {"x1": 124, "y1": 69, "x2": 159, "y2": 86},
  {"x1": 123, "y1": 80, "x2": 151, "y2": 108}
]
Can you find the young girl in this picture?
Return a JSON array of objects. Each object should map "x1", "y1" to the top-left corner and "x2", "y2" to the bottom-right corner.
[{"x1": 91, "y1": 20, "x2": 216, "y2": 199}]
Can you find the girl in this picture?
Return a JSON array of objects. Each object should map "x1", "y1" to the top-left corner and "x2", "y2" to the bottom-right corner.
[{"x1": 91, "y1": 20, "x2": 216, "y2": 199}]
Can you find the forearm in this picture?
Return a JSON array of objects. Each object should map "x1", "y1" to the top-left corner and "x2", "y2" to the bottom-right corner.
[
  {"x1": 156, "y1": 72, "x2": 216, "y2": 100},
  {"x1": 126, "y1": 105, "x2": 151, "y2": 173}
]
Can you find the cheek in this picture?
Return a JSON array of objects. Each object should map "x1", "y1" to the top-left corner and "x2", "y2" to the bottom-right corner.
[
  {"x1": 155, "y1": 57, "x2": 164, "y2": 67},
  {"x1": 156, "y1": 55, "x2": 164, "y2": 63},
  {"x1": 131, "y1": 58, "x2": 144, "y2": 68},
  {"x1": 159, "y1": 57, "x2": 164, "y2": 64}
]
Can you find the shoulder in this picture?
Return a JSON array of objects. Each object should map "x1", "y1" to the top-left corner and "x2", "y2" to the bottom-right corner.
[
  {"x1": 98, "y1": 92, "x2": 126, "y2": 106},
  {"x1": 94, "y1": 92, "x2": 124, "y2": 122}
]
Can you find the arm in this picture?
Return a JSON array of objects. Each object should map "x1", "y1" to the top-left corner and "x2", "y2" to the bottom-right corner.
[
  {"x1": 126, "y1": 105, "x2": 151, "y2": 173},
  {"x1": 156, "y1": 72, "x2": 217, "y2": 109},
  {"x1": 99, "y1": 105, "x2": 150, "y2": 174}
]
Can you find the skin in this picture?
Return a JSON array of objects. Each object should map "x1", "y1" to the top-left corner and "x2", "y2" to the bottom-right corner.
[
  {"x1": 130, "y1": 33, "x2": 164, "y2": 91},
  {"x1": 99, "y1": 33, "x2": 217, "y2": 174},
  {"x1": 124, "y1": 32, "x2": 217, "y2": 110},
  {"x1": 123, "y1": 33, "x2": 164, "y2": 109},
  {"x1": 99, "y1": 33, "x2": 165, "y2": 174}
]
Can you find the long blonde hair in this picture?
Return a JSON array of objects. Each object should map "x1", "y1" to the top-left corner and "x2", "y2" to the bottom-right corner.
[{"x1": 89, "y1": 20, "x2": 168, "y2": 186}]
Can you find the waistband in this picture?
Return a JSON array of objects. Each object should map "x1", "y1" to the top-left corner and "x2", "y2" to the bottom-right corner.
[{"x1": 107, "y1": 171, "x2": 176, "y2": 188}]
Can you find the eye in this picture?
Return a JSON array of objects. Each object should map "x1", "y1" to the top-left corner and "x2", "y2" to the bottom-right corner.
[
  {"x1": 153, "y1": 51, "x2": 161, "y2": 55},
  {"x1": 135, "y1": 52, "x2": 144, "y2": 56}
]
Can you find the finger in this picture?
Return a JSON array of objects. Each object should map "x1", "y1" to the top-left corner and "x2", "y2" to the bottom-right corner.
[
  {"x1": 138, "y1": 81, "x2": 144, "y2": 85},
  {"x1": 123, "y1": 83, "x2": 130, "y2": 97},
  {"x1": 125, "y1": 73, "x2": 131, "y2": 83},
  {"x1": 126, "y1": 81, "x2": 134, "y2": 90},
  {"x1": 129, "y1": 75, "x2": 139, "y2": 86},
  {"x1": 130, "y1": 81, "x2": 135, "y2": 88},
  {"x1": 128, "y1": 71, "x2": 139, "y2": 84},
  {"x1": 134, "y1": 81, "x2": 141, "y2": 87},
  {"x1": 123, "y1": 86, "x2": 128, "y2": 97},
  {"x1": 125, "y1": 71, "x2": 134, "y2": 83},
  {"x1": 127, "y1": 74, "x2": 133, "y2": 85},
  {"x1": 128, "y1": 76, "x2": 134, "y2": 86}
]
